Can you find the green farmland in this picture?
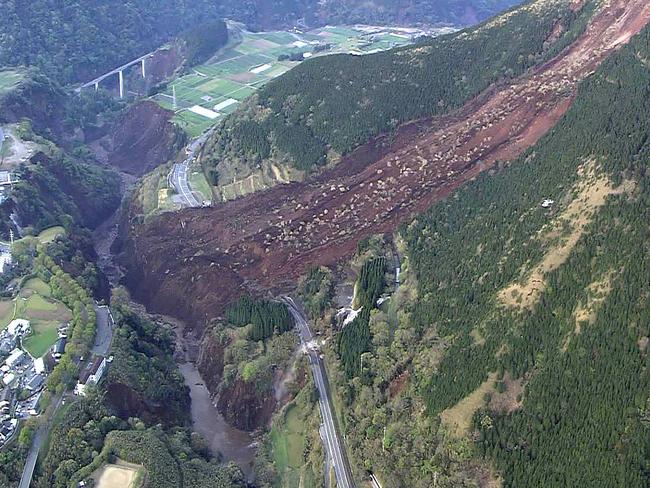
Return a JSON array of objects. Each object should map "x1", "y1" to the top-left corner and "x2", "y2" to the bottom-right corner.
[
  {"x1": 153, "y1": 26, "x2": 424, "y2": 136},
  {"x1": 0, "y1": 277, "x2": 72, "y2": 358}
]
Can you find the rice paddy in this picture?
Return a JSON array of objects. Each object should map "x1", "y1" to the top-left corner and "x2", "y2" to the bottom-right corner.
[{"x1": 153, "y1": 25, "x2": 425, "y2": 136}]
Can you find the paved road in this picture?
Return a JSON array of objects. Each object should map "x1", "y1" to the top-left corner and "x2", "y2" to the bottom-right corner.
[
  {"x1": 283, "y1": 298, "x2": 355, "y2": 488},
  {"x1": 169, "y1": 131, "x2": 214, "y2": 208},
  {"x1": 19, "y1": 305, "x2": 115, "y2": 487},
  {"x1": 18, "y1": 393, "x2": 65, "y2": 488},
  {"x1": 92, "y1": 304, "x2": 114, "y2": 356}
]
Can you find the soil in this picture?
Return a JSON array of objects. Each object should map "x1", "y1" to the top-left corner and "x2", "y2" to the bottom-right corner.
[
  {"x1": 123, "y1": 0, "x2": 650, "y2": 326},
  {"x1": 92, "y1": 100, "x2": 185, "y2": 176}
]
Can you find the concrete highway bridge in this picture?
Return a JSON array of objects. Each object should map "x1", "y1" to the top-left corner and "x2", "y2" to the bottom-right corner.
[{"x1": 77, "y1": 52, "x2": 155, "y2": 98}]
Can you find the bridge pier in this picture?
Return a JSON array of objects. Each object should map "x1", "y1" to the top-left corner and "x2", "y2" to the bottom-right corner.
[
  {"x1": 94, "y1": 82, "x2": 99, "y2": 91},
  {"x1": 118, "y1": 70, "x2": 124, "y2": 98},
  {"x1": 141, "y1": 58, "x2": 146, "y2": 78}
]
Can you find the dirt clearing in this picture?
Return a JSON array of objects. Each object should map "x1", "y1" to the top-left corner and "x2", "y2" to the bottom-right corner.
[
  {"x1": 498, "y1": 161, "x2": 631, "y2": 310},
  {"x1": 440, "y1": 373, "x2": 497, "y2": 436},
  {"x1": 94, "y1": 463, "x2": 141, "y2": 488}
]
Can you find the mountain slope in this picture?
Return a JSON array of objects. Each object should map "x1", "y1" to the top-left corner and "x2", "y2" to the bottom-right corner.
[
  {"x1": 200, "y1": 0, "x2": 595, "y2": 196},
  {"x1": 0, "y1": 1, "x2": 224, "y2": 83},
  {"x1": 123, "y1": 0, "x2": 650, "y2": 325},
  {"x1": 339, "y1": 17, "x2": 650, "y2": 487},
  {"x1": 219, "y1": 0, "x2": 524, "y2": 30}
]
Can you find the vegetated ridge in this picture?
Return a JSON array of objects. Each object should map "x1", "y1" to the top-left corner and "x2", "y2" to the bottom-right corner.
[{"x1": 200, "y1": 0, "x2": 591, "y2": 190}]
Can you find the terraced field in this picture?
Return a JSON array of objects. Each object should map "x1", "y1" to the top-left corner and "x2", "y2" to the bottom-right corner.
[{"x1": 152, "y1": 26, "x2": 437, "y2": 136}]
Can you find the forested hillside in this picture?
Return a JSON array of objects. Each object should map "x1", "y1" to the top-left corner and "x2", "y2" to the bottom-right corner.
[
  {"x1": 331, "y1": 18, "x2": 650, "y2": 488},
  {"x1": 0, "y1": 0, "x2": 520, "y2": 85},
  {"x1": 201, "y1": 0, "x2": 595, "y2": 181},
  {"x1": 218, "y1": 0, "x2": 523, "y2": 30},
  {"x1": 0, "y1": 1, "x2": 226, "y2": 83}
]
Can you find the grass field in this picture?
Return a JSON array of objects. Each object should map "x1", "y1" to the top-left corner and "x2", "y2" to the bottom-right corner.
[
  {"x1": 0, "y1": 300, "x2": 15, "y2": 329},
  {"x1": 0, "y1": 69, "x2": 24, "y2": 97},
  {"x1": 188, "y1": 168, "x2": 212, "y2": 202},
  {"x1": 5, "y1": 278, "x2": 73, "y2": 357},
  {"x1": 37, "y1": 226, "x2": 66, "y2": 244},
  {"x1": 155, "y1": 25, "x2": 420, "y2": 136},
  {"x1": 270, "y1": 405, "x2": 308, "y2": 488}
]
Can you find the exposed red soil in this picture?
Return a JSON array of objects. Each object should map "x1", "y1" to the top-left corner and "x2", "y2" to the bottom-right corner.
[
  {"x1": 93, "y1": 100, "x2": 185, "y2": 175},
  {"x1": 124, "y1": 0, "x2": 650, "y2": 326},
  {"x1": 217, "y1": 377, "x2": 277, "y2": 431}
]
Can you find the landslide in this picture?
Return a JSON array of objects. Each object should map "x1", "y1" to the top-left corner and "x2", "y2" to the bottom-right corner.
[
  {"x1": 201, "y1": 0, "x2": 594, "y2": 192},
  {"x1": 92, "y1": 100, "x2": 187, "y2": 176},
  {"x1": 124, "y1": 0, "x2": 650, "y2": 326}
]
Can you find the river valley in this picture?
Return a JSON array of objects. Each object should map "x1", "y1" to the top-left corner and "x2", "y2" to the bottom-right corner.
[{"x1": 92, "y1": 178, "x2": 257, "y2": 480}]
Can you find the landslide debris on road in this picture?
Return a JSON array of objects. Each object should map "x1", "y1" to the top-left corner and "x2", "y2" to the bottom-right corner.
[{"x1": 123, "y1": 0, "x2": 650, "y2": 326}]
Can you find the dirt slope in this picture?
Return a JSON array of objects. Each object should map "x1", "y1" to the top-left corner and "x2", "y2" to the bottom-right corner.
[
  {"x1": 124, "y1": 0, "x2": 650, "y2": 326},
  {"x1": 93, "y1": 100, "x2": 186, "y2": 176}
]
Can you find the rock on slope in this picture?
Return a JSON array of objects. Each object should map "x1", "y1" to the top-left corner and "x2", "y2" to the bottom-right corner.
[{"x1": 123, "y1": 0, "x2": 650, "y2": 326}]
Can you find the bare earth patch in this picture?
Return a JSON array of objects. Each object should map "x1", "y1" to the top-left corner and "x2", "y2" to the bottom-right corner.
[
  {"x1": 488, "y1": 373, "x2": 524, "y2": 414},
  {"x1": 93, "y1": 463, "x2": 141, "y2": 488},
  {"x1": 440, "y1": 372, "x2": 497, "y2": 436},
  {"x1": 499, "y1": 162, "x2": 631, "y2": 310},
  {"x1": 573, "y1": 269, "x2": 615, "y2": 331}
]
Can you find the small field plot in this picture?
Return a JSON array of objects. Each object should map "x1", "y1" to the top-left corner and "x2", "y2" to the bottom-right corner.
[
  {"x1": 22, "y1": 277, "x2": 52, "y2": 297},
  {"x1": 93, "y1": 462, "x2": 143, "y2": 488},
  {"x1": 196, "y1": 78, "x2": 243, "y2": 95},
  {"x1": 17, "y1": 279, "x2": 72, "y2": 357},
  {"x1": 0, "y1": 69, "x2": 24, "y2": 97},
  {"x1": 269, "y1": 403, "x2": 317, "y2": 488},
  {"x1": 37, "y1": 226, "x2": 66, "y2": 244},
  {"x1": 252, "y1": 31, "x2": 297, "y2": 45},
  {"x1": 188, "y1": 168, "x2": 213, "y2": 203},
  {"x1": 0, "y1": 300, "x2": 15, "y2": 329}
]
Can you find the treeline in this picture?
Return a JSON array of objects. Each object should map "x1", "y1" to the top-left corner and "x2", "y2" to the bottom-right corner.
[
  {"x1": 337, "y1": 256, "x2": 386, "y2": 378},
  {"x1": 298, "y1": 266, "x2": 334, "y2": 318},
  {"x1": 33, "y1": 251, "x2": 96, "y2": 392},
  {"x1": 202, "y1": 0, "x2": 595, "y2": 174},
  {"x1": 213, "y1": 0, "x2": 522, "y2": 31},
  {"x1": 102, "y1": 429, "x2": 245, "y2": 488},
  {"x1": 226, "y1": 296, "x2": 294, "y2": 341},
  {"x1": 181, "y1": 20, "x2": 229, "y2": 68},
  {"x1": 0, "y1": 0, "x2": 225, "y2": 83}
]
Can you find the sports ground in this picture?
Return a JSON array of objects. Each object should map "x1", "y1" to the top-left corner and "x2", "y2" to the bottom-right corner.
[{"x1": 152, "y1": 26, "x2": 424, "y2": 136}]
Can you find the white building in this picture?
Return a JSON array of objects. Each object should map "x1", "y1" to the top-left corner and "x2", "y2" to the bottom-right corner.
[
  {"x1": 2, "y1": 373, "x2": 15, "y2": 387},
  {"x1": 7, "y1": 319, "x2": 30, "y2": 338},
  {"x1": 74, "y1": 357, "x2": 107, "y2": 396},
  {"x1": 34, "y1": 357, "x2": 45, "y2": 375},
  {"x1": 5, "y1": 348, "x2": 24, "y2": 368}
]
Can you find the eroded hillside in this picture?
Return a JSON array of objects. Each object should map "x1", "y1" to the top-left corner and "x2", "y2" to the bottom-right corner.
[{"x1": 123, "y1": 0, "x2": 650, "y2": 326}]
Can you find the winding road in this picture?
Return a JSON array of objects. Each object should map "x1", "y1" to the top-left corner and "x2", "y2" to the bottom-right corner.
[{"x1": 283, "y1": 297, "x2": 356, "y2": 488}]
